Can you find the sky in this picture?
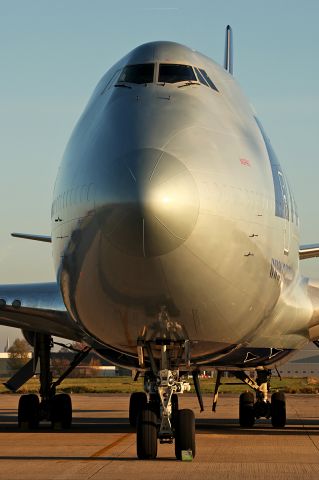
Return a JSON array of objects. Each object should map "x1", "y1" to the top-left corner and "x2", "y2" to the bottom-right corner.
[{"x1": 0, "y1": 0, "x2": 319, "y2": 347}]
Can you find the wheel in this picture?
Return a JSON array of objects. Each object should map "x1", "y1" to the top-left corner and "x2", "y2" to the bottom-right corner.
[
  {"x1": 239, "y1": 392, "x2": 255, "y2": 427},
  {"x1": 171, "y1": 393, "x2": 179, "y2": 428},
  {"x1": 51, "y1": 393, "x2": 72, "y2": 429},
  {"x1": 136, "y1": 406, "x2": 158, "y2": 459},
  {"x1": 129, "y1": 392, "x2": 147, "y2": 427},
  {"x1": 175, "y1": 409, "x2": 195, "y2": 460},
  {"x1": 148, "y1": 393, "x2": 161, "y2": 419},
  {"x1": 18, "y1": 394, "x2": 39, "y2": 429},
  {"x1": 271, "y1": 391, "x2": 286, "y2": 428}
]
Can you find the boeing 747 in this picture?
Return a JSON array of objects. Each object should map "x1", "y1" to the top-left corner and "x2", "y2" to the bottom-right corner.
[{"x1": 1, "y1": 26, "x2": 319, "y2": 460}]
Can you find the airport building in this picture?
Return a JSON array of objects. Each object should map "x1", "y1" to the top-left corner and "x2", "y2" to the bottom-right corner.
[
  {"x1": 276, "y1": 344, "x2": 319, "y2": 377},
  {"x1": 0, "y1": 351, "x2": 129, "y2": 378}
]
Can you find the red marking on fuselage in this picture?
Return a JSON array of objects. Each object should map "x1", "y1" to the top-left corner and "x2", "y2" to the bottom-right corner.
[{"x1": 240, "y1": 158, "x2": 251, "y2": 166}]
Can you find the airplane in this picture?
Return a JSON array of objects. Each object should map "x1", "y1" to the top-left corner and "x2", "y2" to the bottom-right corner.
[{"x1": 1, "y1": 25, "x2": 319, "y2": 460}]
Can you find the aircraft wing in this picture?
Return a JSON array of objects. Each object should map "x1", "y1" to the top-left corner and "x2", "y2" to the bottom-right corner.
[
  {"x1": 299, "y1": 244, "x2": 319, "y2": 260},
  {"x1": 11, "y1": 232, "x2": 51, "y2": 243},
  {"x1": 0, "y1": 282, "x2": 83, "y2": 341}
]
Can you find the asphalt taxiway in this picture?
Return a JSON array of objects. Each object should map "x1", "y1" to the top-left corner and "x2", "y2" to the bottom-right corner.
[{"x1": 0, "y1": 393, "x2": 318, "y2": 479}]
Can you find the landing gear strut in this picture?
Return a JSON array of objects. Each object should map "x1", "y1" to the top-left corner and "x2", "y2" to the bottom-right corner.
[
  {"x1": 16, "y1": 334, "x2": 91, "y2": 429},
  {"x1": 134, "y1": 337, "x2": 195, "y2": 460}
]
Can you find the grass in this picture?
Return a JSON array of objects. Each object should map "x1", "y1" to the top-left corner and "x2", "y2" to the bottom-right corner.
[{"x1": 1, "y1": 375, "x2": 319, "y2": 395}]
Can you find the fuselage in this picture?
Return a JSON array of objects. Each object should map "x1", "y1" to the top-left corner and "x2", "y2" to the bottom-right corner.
[{"x1": 51, "y1": 41, "x2": 316, "y2": 367}]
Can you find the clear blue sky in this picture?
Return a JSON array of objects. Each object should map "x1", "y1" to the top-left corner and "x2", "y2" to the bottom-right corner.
[{"x1": 0, "y1": 0, "x2": 318, "y2": 346}]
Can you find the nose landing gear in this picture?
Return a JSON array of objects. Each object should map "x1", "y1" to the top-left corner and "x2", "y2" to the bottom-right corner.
[{"x1": 133, "y1": 340, "x2": 195, "y2": 460}]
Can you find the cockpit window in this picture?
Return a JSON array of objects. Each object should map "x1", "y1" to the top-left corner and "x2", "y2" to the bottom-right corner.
[
  {"x1": 158, "y1": 64, "x2": 196, "y2": 83},
  {"x1": 118, "y1": 63, "x2": 154, "y2": 84},
  {"x1": 195, "y1": 68, "x2": 209, "y2": 86},
  {"x1": 196, "y1": 68, "x2": 218, "y2": 91}
]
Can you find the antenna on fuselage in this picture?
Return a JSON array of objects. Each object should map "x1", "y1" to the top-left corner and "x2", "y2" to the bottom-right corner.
[{"x1": 224, "y1": 25, "x2": 233, "y2": 75}]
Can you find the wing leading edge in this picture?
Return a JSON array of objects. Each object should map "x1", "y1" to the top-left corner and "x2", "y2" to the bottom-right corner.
[
  {"x1": 11, "y1": 233, "x2": 51, "y2": 243},
  {"x1": 0, "y1": 282, "x2": 82, "y2": 341},
  {"x1": 299, "y1": 244, "x2": 319, "y2": 260}
]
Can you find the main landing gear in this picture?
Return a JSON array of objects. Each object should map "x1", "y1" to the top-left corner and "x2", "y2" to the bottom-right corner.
[
  {"x1": 6, "y1": 333, "x2": 90, "y2": 430},
  {"x1": 237, "y1": 370, "x2": 286, "y2": 428},
  {"x1": 213, "y1": 369, "x2": 286, "y2": 428},
  {"x1": 131, "y1": 339, "x2": 196, "y2": 460}
]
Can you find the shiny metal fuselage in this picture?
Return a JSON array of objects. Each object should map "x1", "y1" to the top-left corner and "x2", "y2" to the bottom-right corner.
[{"x1": 51, "y1": 42, "x2": 317, "y2": 367}]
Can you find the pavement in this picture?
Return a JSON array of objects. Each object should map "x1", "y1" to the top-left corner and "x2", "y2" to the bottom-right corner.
[{"x1": 0, "y1": 393, "x2": 318, "y2": 479}]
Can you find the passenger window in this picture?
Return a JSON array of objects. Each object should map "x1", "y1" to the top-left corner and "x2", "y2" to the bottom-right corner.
[
  {"x1": 255, "y1": 117, "x2": 290, "y2": 221},
  {"x1": 73, "y1": 187, "x2": 79, "y2": 204},
  {"x1": 287, "y1": 183, "x2": 295, "y2": 224},
  {"x1": 88, "y1": 183, "x2": 95, "y2": 202},
  {"x1": 198, "y1": 69, "x2": 218, "y2": 91},
  {"x1": 80, "y1": 185, "x2": 88, "y2": 202},
  {"x1": 118, "y1": 64, "x2": 154, "y2": 84},
  {"x1": 278, "y1": 172, "x2": 289, "y2": 221},
  {"x1": 158, "y1": 64, "x2": 196, "y2": 83},
  {"x1": 294, "y1": 199, "x2": 299, "y2": 226}
]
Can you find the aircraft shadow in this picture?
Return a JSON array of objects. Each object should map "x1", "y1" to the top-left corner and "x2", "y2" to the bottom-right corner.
[
  {"x1": 0, "y1": 413, "x2": 318, "y2": 462},
  {"x1": 0, "y1": 412, "x2": 318, "y2": 436},
  {"x1": 0, "y1": 456, "x2": 177, "y2": 462}
]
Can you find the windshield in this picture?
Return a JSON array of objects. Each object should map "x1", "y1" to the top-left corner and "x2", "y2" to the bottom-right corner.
[
  {"x1": 197, "y1": 68, "x2": 218, "y2": 91},
  {"x1": 118, "y1": 63, "x2": 154, "y2": 84},
  {"x1": 158, "y1": 64, "x2": 196, "y2": 83}
]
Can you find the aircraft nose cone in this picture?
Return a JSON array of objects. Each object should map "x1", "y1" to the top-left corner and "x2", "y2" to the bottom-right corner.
[{"x1": 100, "y1": 148, "x2": 199, "y2": 257}]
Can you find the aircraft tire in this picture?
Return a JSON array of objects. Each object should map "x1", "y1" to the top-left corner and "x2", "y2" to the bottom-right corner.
[
  {"x1": 129, "y1": 392, "x2": 147, "y2": 427},
  {"x1": 171, "y1": 393, "x2": 179, "y2": 429},
  {"x1": 18, "y1": 394, "x2": 39, "y2": 429},
  {"x1": 136, "y1": 406, "x2": 158, "y2": 459},
  {"x1": 239, "y1": 392, "x2": 255, "y2": 427},
  {"x1": 148, "y1": 393, "x2": 161, "y2": 420},
  {"x1": 271, "y1": 392, "x2": 286, "y2": 428},
  {"x1": 51, "y1": 393, "x2": 72, "y2": 429},
  {"x1": 175, "y1": 409, "x2": 196, "y2": 460}
]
